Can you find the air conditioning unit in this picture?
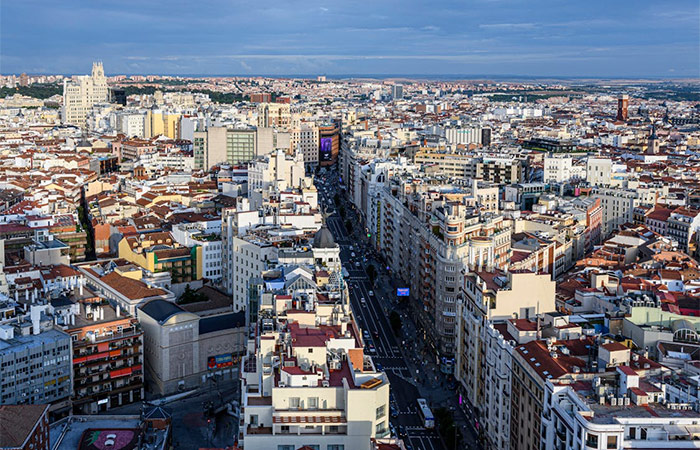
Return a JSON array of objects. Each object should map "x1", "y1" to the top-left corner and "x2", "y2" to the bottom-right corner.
[
  {"x1": 322, "y1": 380, "x2": 329, "y2": 387},
  {"x1": 279, "y1": 381, "x2": 286, "y2": 388}
]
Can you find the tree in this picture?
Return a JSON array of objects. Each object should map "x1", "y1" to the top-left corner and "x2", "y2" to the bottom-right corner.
[
  {"x1": 344, "y1": 219, "x2": 353, "y2": 234},
  {"x1": 434, "y1": 407, "x2": 462, "y2": 450},
  {"x1": 339, "y1": 205, "x2": 346, "y2": 218},
  {"x1": 366, "y1": 264, "x2": 377, "y2": 285},
  {"x1": 178, "y1": 285, "x2": 208, "y2": 305},
  {"x1": 333, "y1": 193, "x2": 340, "y2": 206},
  {"x1": 389, "y1": 311, "x2": 402, "y2": 336}
]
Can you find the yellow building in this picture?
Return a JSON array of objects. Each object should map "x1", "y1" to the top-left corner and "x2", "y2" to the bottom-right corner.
[
  {"x1": 118, "y1": 232, "x2": 202, "y2": 283},
  {"x1": 146, "y1": 110, "x2": 181, "y2": 139}
]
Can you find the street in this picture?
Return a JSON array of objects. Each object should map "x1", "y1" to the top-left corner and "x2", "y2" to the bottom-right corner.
[{"x1": 317, "y1": 169, "x2": 483, "y2": 450}]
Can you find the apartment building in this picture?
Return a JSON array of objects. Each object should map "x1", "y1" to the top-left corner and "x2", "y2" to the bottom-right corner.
[
  {"x1": 371, "y1": 181, "x2": 511, "y2": 356},
  {"x1": 171, "y1": 219, "x2": 223, "y2": 283},
  {"x1": 456, "y1": 270, "x2": 555, "y2": 449},
  {"x1": 593, "y1": 187, "x2": 662, "y2": 237},
  {"x1": 62, "y1": 300, "x2": 144, "y2": 414},
  {"x1": 117, "y1": 231, "x2": 200, "y2": 284},
  {"x1": 543, "y1": 155, "x2": 586, "y2": 183}
]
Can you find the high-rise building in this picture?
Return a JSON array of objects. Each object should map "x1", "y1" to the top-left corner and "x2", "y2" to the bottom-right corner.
[
  {"x1": 0, "y1": 310, "x2": 72, "y2": 417},
  {"x1": 391, "y1": 84, "x2": 404, "y2": 100},
  {"x1": 290, "y1": 122, "x2": 320, "y2": 168},
  {"x1": 194, "y1": 127, "x2": 258, "y2": 170},
  {"x1": 19, "y1": 73, "x2": 29, "y2": 87},
  {"x1": 62, "y1": 62, "x2": 109, "y2": 128},
  {"x1": 616, "y1": 94, "x2": 629, "y2": 121}
]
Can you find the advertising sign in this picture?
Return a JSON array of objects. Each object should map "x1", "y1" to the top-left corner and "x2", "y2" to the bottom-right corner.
[
  {"x1": 320, "y1": 137, "x2": 333, "y2": 162},
  {"x1": 397, "y1": 288, "x2": 410, "y2": 297},
  {"x1": 207, "y1": 353, "x2": 237, "y2": 370}
]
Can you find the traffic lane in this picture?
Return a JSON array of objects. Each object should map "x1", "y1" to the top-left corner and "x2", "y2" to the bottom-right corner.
[
  {"x1": 347, "y1": 274, "x2": 395, "y2": 358},
  {"x1": 347, "y1": 281, "x2": 390, "y2": 357},
  {"x1": 354, "y1": 279, "x2": 397, "y2": 358}
]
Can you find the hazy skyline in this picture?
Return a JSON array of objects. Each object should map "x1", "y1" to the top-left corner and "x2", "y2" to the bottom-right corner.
[{"x1": 2, "y1": 0, "x2": 699, "y2": 78}]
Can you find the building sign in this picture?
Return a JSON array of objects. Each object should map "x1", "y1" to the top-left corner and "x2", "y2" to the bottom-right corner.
[
  {"x1": 207, "y1": 353, "x2": 239, "y2": 370},
  {"x1": 397, "y1": 288, "x2": 410, "y2": 297},
  {"x1": 320, "y1": 137, "x2": 333, "y2": 162}
]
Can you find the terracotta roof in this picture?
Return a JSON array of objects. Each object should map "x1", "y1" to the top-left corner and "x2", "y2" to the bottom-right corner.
[{"x1": 101, "y1": 271, "x2": 167, "y2": 300}]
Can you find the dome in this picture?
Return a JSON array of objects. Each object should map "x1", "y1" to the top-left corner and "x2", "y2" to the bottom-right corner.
[{"x1": 313, "y1": 225, "x2": 336, "y2": 249}]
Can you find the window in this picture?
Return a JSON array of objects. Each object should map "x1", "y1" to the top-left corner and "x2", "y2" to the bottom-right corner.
[
  {"x1": 375, "y1": 421, "x2": 386, "y2": 434},
  {"x1": 289, "y1": 397, "x2": 300, "y2": 409},
  {"x1": 250, "y1": 415, "x2": 258, "y2": 426},
  {"x1": 376, "y1": 404, "x2": 386, "y2": 419},
  {"x1": 327, "y1": 446, "x2": 344, "y2": 450},
  {"x1": 586, "y1": 433, "x2": 599, "y2": 448},
  {"x1": 278, "y1": 446, "x2": 294, "y2": 450},
  {"x1": 308, "y1": 397, "x2": 318, "y2": 409},
  {"x1": 607, "y1": 435, "x2": 617, "y2": 449}
]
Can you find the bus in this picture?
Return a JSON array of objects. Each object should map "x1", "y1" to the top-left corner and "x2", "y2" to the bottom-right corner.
[{"x1": 416, "y1": 398, "x2": 435, "y2": 429}]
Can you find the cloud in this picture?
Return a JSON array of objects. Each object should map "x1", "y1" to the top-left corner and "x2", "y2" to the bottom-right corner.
[{"x1": 479, "y1": 23, "x2": 537, "y2": 30}]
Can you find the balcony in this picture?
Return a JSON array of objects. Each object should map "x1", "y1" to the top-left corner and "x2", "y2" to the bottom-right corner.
[{"x1": 246, "y1": 425, "x2": 272, "y2": 435}]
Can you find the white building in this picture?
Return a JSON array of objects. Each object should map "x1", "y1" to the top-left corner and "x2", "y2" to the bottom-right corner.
[
  {"x1": 171, "y1": 218, "x2": 223, "y2": 283},
  {"x1": 542, "y1": 372, "x2": 700, "y2": 450},
  {"x1": 586, "y1": 158, "x2": 628, "y2": 187},
  {"x1": 62, "y1": 62, "x2": 109, "y2": 128},
  {"x1": 231, "y1": 233, "x2": 278, "y2": 311},
  {"x1": 248, "y1": 149, "x2": 306, "y2": 192},
  {"x1": 544, "y1": 156, "x2": 586, "y2": 184}
]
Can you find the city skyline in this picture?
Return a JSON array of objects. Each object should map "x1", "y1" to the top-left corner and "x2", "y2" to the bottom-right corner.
[{"x1": 2, "y1": 0, "x2": 699, "y2": 78}]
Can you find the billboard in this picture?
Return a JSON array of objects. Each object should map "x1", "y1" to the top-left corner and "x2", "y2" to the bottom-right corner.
[
  {"x1": 397, "y1": 288, "x2": 410, "y2": 297},
  {"x1": 207, "y1": 353, "x2": 238, "y2": 370},
  {"x1": 320, "y1": 137, "x2": 333, "y2": 162}
]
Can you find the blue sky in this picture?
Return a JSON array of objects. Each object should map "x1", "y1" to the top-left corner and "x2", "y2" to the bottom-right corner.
[{"x1": 1, "y1": 0, "x2": 698, "y2": 77}]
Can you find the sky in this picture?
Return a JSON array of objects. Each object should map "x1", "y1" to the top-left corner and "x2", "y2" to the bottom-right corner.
[{"x1": 1, "y1": 0, "x2": 698, "y2": 78}]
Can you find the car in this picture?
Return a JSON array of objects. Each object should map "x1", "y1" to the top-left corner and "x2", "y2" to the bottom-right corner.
[
  {"x1": 363, "y1": 330, "x2": 370, "y2": 340},
  {"x1": 360, "y1": 297, "x2": 366, "y2": 305},
  {"x1": 366, "y1": 342, "x2": 376, "y2": 353},
  {"x1": 375, "y1": 363, "x2": 384, "y2": 372},
  {"x1": 372, "y1": 330, "x2": 379, "y2": 339},
  {"x1": 350, "y1": 252, "x2": 356, "y2": 257},
  {"x1": 355, "y1": 261, "x2": 361, "y2": 267},
  {"x1": 368, "y1": 290, "x2": 374, "y2": 296},
  {"x1": 398, "y1": 425, "x2": 407, "y2": 438}
]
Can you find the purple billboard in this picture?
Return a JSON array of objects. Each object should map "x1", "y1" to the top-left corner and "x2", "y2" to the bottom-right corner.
[{"x1": 320, "y1": 137, "x2": 333, "y2": 162}]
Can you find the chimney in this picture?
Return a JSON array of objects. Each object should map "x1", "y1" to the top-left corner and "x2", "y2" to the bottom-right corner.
[
  {"x1": 79, "y1": 282, "x2": 84, "y2": 296},
  {"x1": 100, "y1": 307, "x2": 105, "y2": 320},
  {"x1": 116, "y1": 305, "x2": 121, "y2": 317}
]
